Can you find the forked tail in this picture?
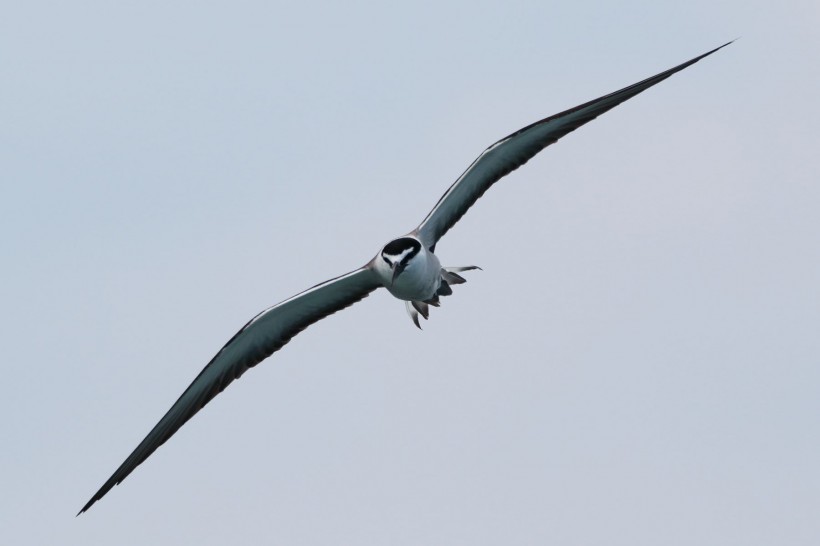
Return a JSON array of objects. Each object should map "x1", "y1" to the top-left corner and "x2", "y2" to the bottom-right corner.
[{"x1": 405, "y1": 266, "x2": 482, "y2": 329}]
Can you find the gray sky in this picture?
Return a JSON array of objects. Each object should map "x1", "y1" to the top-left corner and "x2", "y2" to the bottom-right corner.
[{"x1": 2, "y1": 1, "x2": 818, "y2": 544}]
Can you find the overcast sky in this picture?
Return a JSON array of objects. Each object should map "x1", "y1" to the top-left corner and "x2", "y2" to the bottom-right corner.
[{"x1": 2, "y1": 1, "x2": 819, "y2": 545}]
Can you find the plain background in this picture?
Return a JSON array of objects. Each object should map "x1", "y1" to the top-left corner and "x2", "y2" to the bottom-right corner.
[{"x1": 2, "y1": 1, "x2": 818, "y2": 544}]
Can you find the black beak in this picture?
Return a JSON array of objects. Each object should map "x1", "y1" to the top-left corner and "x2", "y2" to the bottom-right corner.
[{"x1": 391, "y1": 262, "x2": 405, "y2": 286}]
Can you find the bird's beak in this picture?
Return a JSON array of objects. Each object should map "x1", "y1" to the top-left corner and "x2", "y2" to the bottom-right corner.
[{"x1": 391, "y1": 262, "x2": 404, "y2": 286}]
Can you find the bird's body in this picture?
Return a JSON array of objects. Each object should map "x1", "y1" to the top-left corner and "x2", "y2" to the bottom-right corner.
[
  {"x1": 79, "y1": 42, "x2": 732, "y2": 514},
  {"x1": 374, "y1": 236, "x2": 441, "y2": 301},
  {"x1": 371, "y1": 235, "x2": 478, "y2": 327}
]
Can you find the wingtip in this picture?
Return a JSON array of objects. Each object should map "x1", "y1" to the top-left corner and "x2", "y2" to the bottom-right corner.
[
  {"x1": 77, "y1": 498, "x2": 95, "y2": 517},
  {"x1": 709, "y1": 39, "x2": 736, "y2": 55},
  {"x1": 687, "y1": 41, "x2": 733, "y2": 65}
]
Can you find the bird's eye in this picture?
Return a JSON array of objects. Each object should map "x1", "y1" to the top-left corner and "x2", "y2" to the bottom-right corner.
[{"x1": 382, "y1": 256, "x2": 391, "y2": 265}]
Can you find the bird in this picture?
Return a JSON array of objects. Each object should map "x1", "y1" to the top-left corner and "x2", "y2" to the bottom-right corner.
[{"x1": 79, "y1": 42, "x2": 731, "y2": 514}]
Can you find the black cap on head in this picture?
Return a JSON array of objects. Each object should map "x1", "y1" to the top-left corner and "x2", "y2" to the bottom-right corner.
[{"x1": 382, "y1": 237, "x2": 420, "y2": 257}]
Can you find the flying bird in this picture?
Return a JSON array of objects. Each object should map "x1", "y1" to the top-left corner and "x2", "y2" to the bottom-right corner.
[{"x1": 79, "y1": 42, "x2": 731, "y2": 514}]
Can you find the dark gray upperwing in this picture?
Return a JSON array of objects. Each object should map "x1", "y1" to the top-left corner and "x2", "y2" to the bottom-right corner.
[
  {"x1": 79, "y1": 266, "x2": 381, "y2": 515},
  {"x1": 414, "y1": 42, "x2": 732, "y2": 249}
]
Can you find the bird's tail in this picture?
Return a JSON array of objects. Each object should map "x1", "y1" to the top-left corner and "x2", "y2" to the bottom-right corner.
[{"x1": 405, "y1": 266, "x2": 482, "y2": 329}]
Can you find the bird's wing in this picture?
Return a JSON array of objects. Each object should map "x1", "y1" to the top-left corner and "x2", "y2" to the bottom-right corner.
[
  {"x1": 79, "y1": 266, "x2": 381, "y2": 514},
  {"x1": 414, "y1": 42, "x2": 732, "y2": 249}
]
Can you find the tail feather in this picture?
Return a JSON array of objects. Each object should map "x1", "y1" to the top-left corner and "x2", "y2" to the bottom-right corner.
[
  {"x1": 412, "y1": 300, "x2": 430, "y2": 320},
  {"x1": 405, "y1": 301, "x2": 422, "y2": 329},
  {"x1": 437, "y1": 281, "x2": 453, "y2": 297},
  {"x1": 444, "y1": 266, "x2": 482, "y2": 273},
  {"x1": 441, "y1": 266, "x2": 481, "y2": 286},
  {"x1": 442, "y1": 271, "x2": 467, "y2": 285},
  {"x1": 425, "y1": 294, "x2": 441, "y2": 307},
  {"x1": 403, "y1": 266, "x2": 481, "y2": 328}
]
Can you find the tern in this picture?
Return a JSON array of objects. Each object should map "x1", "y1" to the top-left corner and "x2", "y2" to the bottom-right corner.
[{"x1": 79, "y1": 42, "x2": 731, "y2": 514}]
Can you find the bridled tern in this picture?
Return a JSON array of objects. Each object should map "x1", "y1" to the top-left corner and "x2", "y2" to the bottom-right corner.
[{"x1": 79, "y1": 42, "x2": 731, "y2": 514}]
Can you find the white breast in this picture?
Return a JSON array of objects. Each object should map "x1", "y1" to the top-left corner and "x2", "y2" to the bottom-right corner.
[{"x1": 375, "y1": 244, "x2": 441, "y2": 302}]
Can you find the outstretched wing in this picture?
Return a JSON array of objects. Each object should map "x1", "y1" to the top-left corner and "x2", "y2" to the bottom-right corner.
[
  {"x1": 79, "y1": 266, "x2": 381, "y2": 514},
  {"x1": 414, "y1": 42, "x2": 732, "y2": 249}
]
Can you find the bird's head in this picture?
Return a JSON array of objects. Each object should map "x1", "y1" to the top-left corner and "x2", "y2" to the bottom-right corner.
[{"x1": 380, "y1": 237, "x2": 422, "y2": 285}]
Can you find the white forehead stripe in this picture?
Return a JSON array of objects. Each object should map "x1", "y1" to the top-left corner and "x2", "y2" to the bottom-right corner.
[{"x1": 383, "y1": 247, "x2": 415, "y2": 262}]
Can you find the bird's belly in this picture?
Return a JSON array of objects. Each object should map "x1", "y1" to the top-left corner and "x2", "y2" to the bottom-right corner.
[
  {"x1": 388, "y1": 273, "x2": 438, "y2": 301},
  {"x1": 387, "y1": 258, "x2": 440, "y2": 302}
]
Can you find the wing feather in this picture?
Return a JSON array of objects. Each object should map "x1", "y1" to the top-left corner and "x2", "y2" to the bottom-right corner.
[
  {"x1": 79, "y1": 266, "x2": 380, "y2": 514},
  {"x1": 415, "y1": 42, "x2": 732, "y2": 247}
]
